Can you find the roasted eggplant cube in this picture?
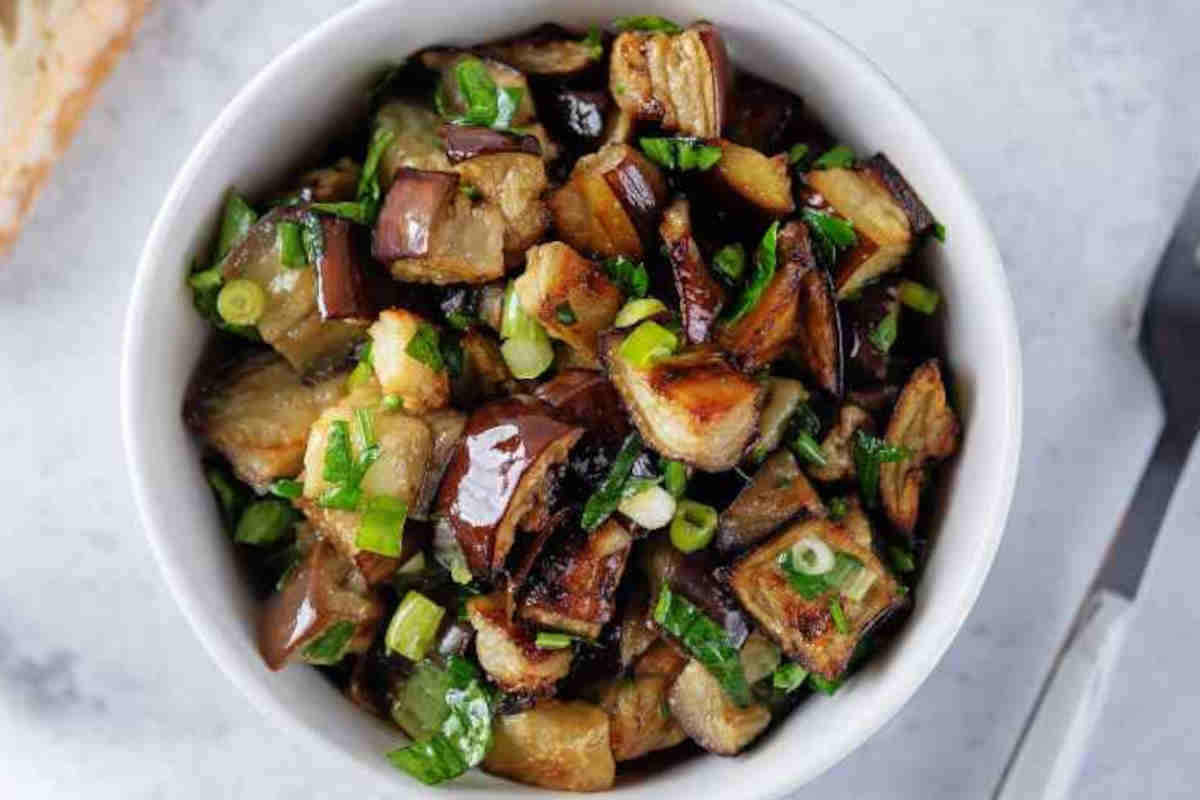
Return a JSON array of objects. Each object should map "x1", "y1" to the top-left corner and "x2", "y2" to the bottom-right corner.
[
  {"x1": 842, "y1": 278, "x2": 901, "y2": 383},
  {"x1": 483, "y1": 699, "x2": 615, "y2": 791},
  {"x1": 221, "y1": 208, "x2": 366, "y2": 372},
  {"x1": 515, "y1": 242, "x2": 623, "y2": 365},
  {"x1": 548, "y1": 142, "x2": 668, "y2": 259},
  {"x1": 594, "y1": 658, "x2": 687, "y2": 761},
  {"x1": 367, "y1": 308, "x2": 451, "y2": 413},
  {"x1": 807, "y1": 404, "x2": 874, "y2": 483},
  {"x1": 451, "y1": 329, "x2": 514, "y2": 407},
  {"x1": 481, "y1": 24, "x2": 603, "y2": 78},
  {"x1": 668, "y1": 660, "x2": 771, "y2": 756},
  {"x1": 601, "y1": 337, "x2": 765, "y2": 472},
  {"x1": 660, "y1": 195, "x2": 726, "y2": 344},
  {"x1": 185, "y1": 350, "x2": 345, "y2": 490},
  {"x1": 452, "y1": 151, "x2": 550, "y2": 261},
  {"x1": 520, "y1": 518, "x2": 633, "y2": 639},
  {"x1": 729, "y1": 518, "x2": 906, "y2": 680},
  {"x1": 717, "y1": 450, "x2": 825, "y2": 553},
  {"x1": 792, "y1": 259, "x2": 844, "y2": 397},
  {"x1": 533, "y1": 368, "x2": 631, "y2": 443},
  {"x1": 805, "y1": 154, "x2": 935, "y2": 298},
  {"x1": 706, "y1": 139, "x2": 794, "y2": 219},
  {"x1": 880, "y1": 360, "x2": 959, "y2": 536},
  {"x1": 373, "y1": 100, "x2": 453, "y2": 186},
  {"x1": 258, "y1": 539, "x2": 383, "y2": 670},
  {"x1": 436, "y1": 398, "x2": 583, "y2": 577},
  {"x1": 467, "y1": 592, "x2": 573, "y2": 696},
  {"x1": 608, "y1": 22, "x2": 730, "y2": 138}
]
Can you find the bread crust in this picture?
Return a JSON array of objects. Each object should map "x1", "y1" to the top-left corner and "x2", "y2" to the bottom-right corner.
[{"x1": 1, "y1": 0, "x2": 151, "y2": 257}]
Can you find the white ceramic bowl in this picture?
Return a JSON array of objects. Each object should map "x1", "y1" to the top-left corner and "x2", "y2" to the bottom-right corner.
[{"x1": 121, "y1": 1, "x2": 1022, "y2": 796}]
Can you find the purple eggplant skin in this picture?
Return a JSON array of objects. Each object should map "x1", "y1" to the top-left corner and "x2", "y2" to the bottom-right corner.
[
  {"x1": 314, "y1": 217, "x2": 373, "y2": 320},
  {"x1": 371, "y1": 168, "x2": 459, "y2": 262},
  {"x1": 660, "y1": 195, "x2": 726, "y2": 344},
  {"x1": 442, "y1": 124, "x2": 542, "y2": 164},
  {"x1": 640, "y1": 537, "x2": 750, "y2": 648},
  {"x1": 540, "y1": 88, "x2": 612, "y2": 148},
  {"x1": 604, "y1": 156, "x2": 663, "y2": 245},
  {"x1": 842, "y1": 278, "x2": 901, "y2": 384}
]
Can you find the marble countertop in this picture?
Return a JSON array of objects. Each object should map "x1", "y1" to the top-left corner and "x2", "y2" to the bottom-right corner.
[{"x1": 3, "y1": 0, "x2": 1198, "y2": 797}]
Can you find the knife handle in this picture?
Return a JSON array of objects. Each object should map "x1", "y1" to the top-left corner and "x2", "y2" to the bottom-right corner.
[{"x1": 993, "y1": 588, "x2": 1132, "y2": 800}]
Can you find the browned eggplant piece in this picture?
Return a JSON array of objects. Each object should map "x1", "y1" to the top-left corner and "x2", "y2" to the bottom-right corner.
[
  {"x1": 616, "y1": 583, "x2": 657, "y2": 668},
  {"x1": 467, "y1": 592, "x2": 573, "y2": 696},
  {"x1": 258, "y1": 538, "x2": 383, "y2": 670},
  {"x1": 451, "y1": 329, "x2": 514, "y2": 407},
  {"x1": 367, "y1": 308, "x2": 451, "y2": 413},
  {"x1": 594, "y1": 644, "x2": 688, "y2": 761},
  {"x1": 442, "y1": 124, "x2": 542, "y2": 163},
  {"x1": 842, "y1": 279, "x2": 901, "y2": 382},
  {"x1": 603, "y1": 107, "x2": 637, "y2": 145},
  {"x1": 184, "y1": 350, "x2": 345, "y2": 490},
  {"x1": 668, "y1": 660, "x2": 771, "y2": 756},
  {"x1": 451, "y1": 151, "x2": 550, "y2": 260},
  {"x1": 420, "y1": 49, "x2": 538, "y2": 127},
  {"x1": 728, "y1": 518, "x2": 907, "y2": 680},
  {"x1": 220, "y1": 208, "x2": 366, "y2": 373},
  {"x1": 483, "y1": 699, "x2": 615, "y2": 791},
  {"x1": 520, "y1": 518, "x2": 633, "y2": 639},
  {"x1": 548, "y1": 142, "x2": 667, "y2": 259},
  {"x1": 481, "y1": 24, "x2": 603, "y2": 77},
  {"x1": 314, "y1": 217, "x2": 372, "y2": 321},
  {"x1": 880, "y1": 360, "x2": 959, "y2": 536},
  {"x1": 839, "y1": 496, "x2": 874, "y2": 549},
  {"x1": 717, "y1": 220, "x2": 810, "y2": 371},
  {"x1": 751, "y1": 377, "x2": 809, "y2": 459},
  {"x1": 805, "y1": 154, "x2": 935, "y2": 298},
  {"x1": 716, "y1": 450, "x2": 825, "y2": 553},
  {"x1": 660, "y1": 195, "x2": 725, "y2": 343},
  {"x1": 608, "y1": 22, "x2": 730, "y2": 138},
  {"x1": 373, "y1": 100, "x2": 452, "y2": 186},
  {"x1": 847, "y1": 383, "x2": 901, "y2": 415},
  {"x1": 641, "y1": 536, "x2": 750, "y2": 648},
  {"x1": 436, "y1": 397, "x2": 584, "y2": 577},
  {"x1": 793, "y1": 257, "x2": 844, "y2": 396},
  {"x1": 601, "y1": 336, "x2": 765, "y2": 471},
  {"x1": 533, "y1": 369, "x2": 631, "y2": 443},
  {"x1": 725, "y1": 71, "x2": 834, "y2": 155},
  {"x1": 371, "y1": 168, "x2": 459, "y2": 262},
  {"x1": 377, "y1": 170, "x2": 506, "y2": 285},
  {"x1": 290, "y1": 157, "x2": 360, "y2": 202},
  {"x1": 706, "y1": 139, "x2": 794, "y2": 219},
  {"x1": 412, "y1": 409, "x2": 468, "y2": 519},
  {"x1": 514, "y1": 242, "x2": 623, "y2": 365},
  {"x1": 807, "y1": 405, "x2": 874, "y2": 483}
]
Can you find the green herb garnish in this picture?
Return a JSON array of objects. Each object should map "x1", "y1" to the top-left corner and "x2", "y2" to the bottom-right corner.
[
  {"x1": 357, "y1": 495, "x2": 408, "y2": 557},
  {"x1": 535, "y1": 632, "x2": 575, "y2": 650},
  {"x1": 888, "y1": 545, "x2": 917, "y2": 573},
  {"x1": 204, "y1": 464, "x2": 250, "y2": 533},
  {"x1": 582, "y1": 26, "x2": 604, "y2": 60},
  {"x1": 787, "y1": 142, "x2": 810, "y2": 166},
  {"x1": 722, "y1": 221, "x2": 779, "y2": 324},
  {"x1": 828, "y1": 497, "x2": 849, "y2": 521},
  {"x1": 638, "y1": 136, "x2": 722, "y2": 171},
  {"x1": 809, "y1": 673, "x2": 843, "y2": 695},
  {"x1": 215, "y1": 192, "x2": 258, "y2": 261},
  {"x1": 276, "y1": 221, "x2": 307, "y2": 268},
  {"x1": 654, "y1": 586, "x2": 751, "y2": 707},
  {"x1": 235, "y1": 499, "x2": 299, "y2": 546},
  {"x1": 317, "y1": 416, "x2": 381, "y2": 510},
  {"x1": 613, "y1": 14, "x2": 682, "y2": 33},
  {"x1": 711, "y1": 243, "x2": 746, "y2": 286},
  {"x1": 602, "y1": 255, "x2": 650, "y2": 297},
  {"x1": 932, "y1": 221, "x2": 947, "y2": 242},
  {"x1": 355, "y1": 126, "x2": 397, "y2": 224},
  {"x1": 801, "y1": 208, "x2": 857, "y2": 269},
  {"x1": 897, "y1": 279, "x2": 940, "y2": 314},
  {"x1": 405, "y1": 322, "x2": 446, "y2": 373},
  {"x1": 868, "y1": 306, "x2": 899, "y2": 353},
  {"x1": 829, "y1": 596, "x2": 850, "y2": 634},
  {"x1": 662, "y1": 459, "x2": 688, "y2": 498},
  {"x1": 852, "y1": 430, "x2": 909, "y2": 507},
  {"x1": 581, "y1": 432, "x2": 643, "y2": 531},
  {"x1": 778, "y1": 549, "x2": 864, "y2": 600},
  {"x1": 301, "y1": 620, "x2": 357, "y2": 665},
  {"x1": 812, "y1": 144, "x2": 856, "y2": 170},
  {"x1": 772, "y1": 662, "x2": 810, "y2": 693}
]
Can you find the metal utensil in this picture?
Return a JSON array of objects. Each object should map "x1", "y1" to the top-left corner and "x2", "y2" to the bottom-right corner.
[{"x1": 993, "y1": 176, "x2": 1200, "y2": 800}]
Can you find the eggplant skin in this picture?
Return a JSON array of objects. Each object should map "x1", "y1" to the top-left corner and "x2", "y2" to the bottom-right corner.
[
  {"x1": 879, "y1": 360, "x2": 959, "y2": 536},
  {"x1": 483, "y1": 700, "x2": 615, "y2": 791},
  {"x1": 668, "y1": 660, "x2": 771, "y2": 756},
  {"x1": 371, "y1": 168, "x2": 459, "y2": 262},
  {"x1": 520, "y1": 518, "x2": 633, "y2": 639},
  {"x1": 185, "y1": 350, "x2": 345, "y2": 490},
  {"x1": 451, "y1": 152, "x2": 550, "y2": 260},
  {"x1": 480, "y1": 24, "x2": 602, "y2": 77},
  {"x1": 533, "y1": 369, "x2": 631, "y2": 443},
  {"x1": 716, "y1": 450, "x2": 825, "y2": 553},
  {"x1": 660, "y1": 195, "x2": 726, "y2": 344},
  {"x1": 793, "y1": 257, "x2": 844, "y2": 397},
  {"x1": 467, "y1": 592, "x2": 574, "y2": 696},
  {"x1": 707, "y1": 139, "x2": 794, "y2": 219},
  {"x1": 860, "y1": 154, "x2": 937, "y2": 238},
  {"x1": 601, "y1": 336, "x2": 765, "y2": 472},
  {"x1": 727, "y1": 518, "x2": 907, "y2": 680},
  {"x1": 593, "y1": 668, "x2": 687, "y2": 761},
  {"x1": 442, "y1": 124, "x2": 542, "y2": 163}
]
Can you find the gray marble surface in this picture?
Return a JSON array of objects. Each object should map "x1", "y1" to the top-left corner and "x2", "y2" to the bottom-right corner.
[{"x1": 2, "y1": 0, "x2": 1198, "y2": 797}]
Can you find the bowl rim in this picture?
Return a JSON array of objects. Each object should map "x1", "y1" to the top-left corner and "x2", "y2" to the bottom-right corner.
[{"x1": 121, "y1": 1, "x2": 1022, "y2": 796}]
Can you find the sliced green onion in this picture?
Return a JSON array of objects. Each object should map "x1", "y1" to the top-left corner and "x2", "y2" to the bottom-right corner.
[
  {"x1": 932, "y1": 221, "x2": 947, "y2": 242},
  {"x1": 582, "y1": 26, "x2": 604, "y2": 60},
  {"x1": 888, "y1": 545, "x2": 917, "y2": 574},
  {"x1": 388, "y1": 734, "x2": 467, "y2": 785},
  {"x1": 809, "y1": 673, "x2": 843, "y2": 695},
  {"x1": 898, "y1": 280, "x2": 941, "y2": 314},
  {"x1": 381, "y1": 393, "x2": 404, "y2": 412},
  {"x1": 829, "y1": 596, "x2": 850, "y2": 634},
  {"x1": 853, "y1": 430, "x2": 909, "y2": 507},
  {"x1": 868, "y1": 306, "x2": 899, "y2": 353},
  {"x1": 787, "y1": 143, "x2": 810, "y2": 165},
  {"x1": 711, "y1": 243, "x2": 746, "y2": 285},
  {"x1": 216, "y1": 278, "x2": 265, "y2": 326},
  {"x1": 842, "y1": 567, "x2": 879, "y2": 602},
  {"x1": 355, "y1": 407, "x2": 376, "y2": 448},
  {"x1": 535, "y1": 632, "x2": 574, "y2": 650},
  {"x1": 268, "y1": 478, "x2": 303, "y2": 500},
  {"x1": 654, "y1": 586, "x2": 751, "y2": 707},
  {"x1": 391, "y1": 659, "x2": 454, "y2": 740},
  {"x1": 614, "y1": 297, "x2": 668, "y2": 327},
  {"x1": 301, "y1": 619, "x2": 356, "y2": 665},
  {"x1": 187, "y1": 266, "x2": 222, "y2": 292},
  {"x1": 773, "y1": 662, "x2": 810, "y2": 693},
  {"x1": 276, "y1": 221, "x2": 306, "y2": 267},
  {"x1": 386, "y1": 590, "x2": 446, "y2": 661},
  {"x1": 825, "y1": 551, "x2": 864, "y2": 588},
  {"x1": 215, "y1": 193, "x2": 257, "y2": 261},
  {"x1": 789, "y1": 536, "x2": 835, "y2": 575},
  {"x1": 357, "y1": 495, "x2": 408, "y2": 557},
  {"x1": 723, "y1": 221, "x2": 779, "y2": 324},
  {"x1": 555, "y1": 302, "x2": 577, "y2": 325},
  {"x1": 581, "y1": 432, "x2": 643, "y2": 531},
  {"x1": 205, "y1": 464, "x2": 250, "y2": 533},
  {"x1": 662, "y1": 459, "x2": 688, "y2": 498},
  {"x1": 669, "y1": 500, "x2": 718, "y2": 553},
  {"x1": 500, "y1": 335, "x2": 553, "y2": 380},
  {"x1": 812, "y1": 144, "x2": 856, "y2": 170},
  {"x1": 618, "y1": 320, "x2": 678, "y2": 369},
  {"x1": 309, "y1": 200, "x2": 372, "y2": 225},
  {"x1": 790, "y1": 430, "x2": 827, "y2": 467},
  {"x1": 613, "y1": 14, "x2": 681, "y2": 33},
  {"x1": 618, "y1": 484, "x2": 676, "y2": 530},
  {"x1": 234, "y1": 499, "x2": 297, "y2": 546}
]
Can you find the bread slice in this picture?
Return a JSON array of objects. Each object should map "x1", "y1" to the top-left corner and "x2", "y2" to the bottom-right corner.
[{"x1": 1, "y1": 0, "x2": 150, "y2": 257}]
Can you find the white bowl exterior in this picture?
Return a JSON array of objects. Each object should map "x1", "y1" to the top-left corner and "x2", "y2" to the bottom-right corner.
[{"x1": 121, "y1": 1, "x2": 1022, "y2": 797}]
